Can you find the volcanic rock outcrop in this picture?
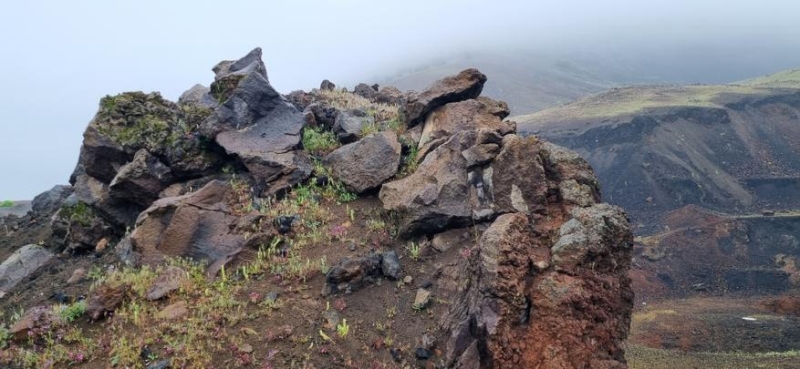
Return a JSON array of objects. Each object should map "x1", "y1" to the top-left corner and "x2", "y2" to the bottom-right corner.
[{"x1": 0, "y1": 48, "x2": 634, "y2": 368}]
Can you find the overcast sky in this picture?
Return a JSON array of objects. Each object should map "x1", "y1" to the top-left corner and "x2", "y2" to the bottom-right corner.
[{"x1": 1, "y1": 0, "x2": 799, "y2": 199}]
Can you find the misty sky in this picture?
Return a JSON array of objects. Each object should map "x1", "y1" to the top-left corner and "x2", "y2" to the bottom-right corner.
[{"x1": 1, "y1": 0, "x2": 799, "y2": 199}]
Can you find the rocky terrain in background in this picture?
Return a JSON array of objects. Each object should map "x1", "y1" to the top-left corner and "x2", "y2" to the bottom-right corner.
[{"x1": 0, "y1": 48, "x2": 633, "y2": 368}]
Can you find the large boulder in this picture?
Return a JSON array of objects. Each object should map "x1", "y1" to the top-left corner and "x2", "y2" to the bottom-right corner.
[
  {"x1": 439, "y1": 205, "x2": 633, "y2": 368},
  {"x1": 68, "y1": 90, "x2": 222, "y2": 228},
  {"x1": 0, "y1": 245, "x2": 54, "y2": 294},
  {"x1": 404, "y1": 69, "x2": 487, "y2": 127},
  {"x1": 324, "y1": 131, "x2": 401, "y2": 193},
  {"x1": 129, "y1": 180, "x2": 245, "y2": 266},
  {"x1": 379, "y1": 131, "x2": 476, "y2": 236},
  {"x1": 201, "y1": 48, "x2": 311, "y2": 195}
]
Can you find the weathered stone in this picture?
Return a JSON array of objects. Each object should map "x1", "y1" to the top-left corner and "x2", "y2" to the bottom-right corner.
[
  {"x1": 146, "y1": 266, "x2": 187, "y2": 300},
  {"x1": 413, "y1": 288, "x2": 432, "y2": 310},
  {"x1": 157, "y1": 301, "x2": 189, "y2": 320},
  {"x1": 304, "y1": 103, "x2": 338, "y2": 129},
  {"x1": 375, "y1": 86, "x2": 404, "y2": 105},
  {"x1": 322, "y1": 253, "x2": 382, "y2": 296},
  {"x1": 179, "y1": 83, "x2": 218, "y2": 108},
  {"x1": 379, "y1": 132, "x2": 477, "y2": 236},
  {"x1": 438, "y1": 206, "x2": 632, "y2": 368},
  {"x1": 353, "y1": 83, "x2": 378, "y2": 100},
  {"x1": 320, "y1": 79, "x2": 336, "y2": 91},
  {"x1": 462, "y1": 144, "x2": 500, "y2": 169},
  {"x1": 476, "y1": 96, "x2": 510, "y2": 120},
  {"x1": 332, "y1": 109, "x2": 374, "y2": 144},
  {"x1": 0, "y1": 245, "x2": 54, "y2": 293},
  {"x1": 559, "y1": 179, "x2": 597, "y2": 207},
  {"x1": 31, "y1": 185, "x2": 73, "y2": 214},
  {"x1": 551, "y1": 204, "x2": 631, "y2": 273},
  {"x1": 286, "y1": 90, "x2": 315, "y2": 111},
  {"x1": 67, "y1": 268, "x2": 86, "y2": 285},
  {"x1": 486, "y1": 135, "x2": 548, "y2": 215},
  {"x1": 418, "y1": 98, "x2": 507, "y2": 161},
  {"x1": 203, "y1": 48, "x2": 311, "y2": 195},
  {"x1": 212, "y1": 47, "x2": 266, "y2": 81},
  {"x1": 324, "y1": 131, "x2": 401, "y2": 193},
  {"x1": 405, "y1": 69, "x2": 487, "y2": 127},
  {"x1": 86, "y1": 284, "x2": 130, "y2": 320},
  {"x1": 95, "y1": 238, "x2": 109, "y2": 253},
  {"x1": 431, "y1": 228, "x2": 470, "y2": 253},
  {"x1": 109, "y1": 149, "x2": 174, "y2": 207},
  {"x1": 381, "y1": 250, "x2": 402, "y2": 280},
  {"x1": 72, "y1": 173, "x2": 141, "y2": 227},
  {"x1": 131, "y1": 180, "x2": 245, "y2": 267}
]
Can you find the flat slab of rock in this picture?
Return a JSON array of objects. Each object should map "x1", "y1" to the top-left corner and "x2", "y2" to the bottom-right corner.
[
  {"x1": 131, "y1": 180, "x2": 245, "y2": 267},
  {"x1": 324, "y1": 131, "x2": 402, "y2": 193},
  {"x1": 0, "y1": 245, "x2": 54, "y2": 293},
  {"x1": 405, "y1": 69, "x2": 487, "y2": 127},
  {"x1": 146, "y1": 266, "x2": 187, "y2": 300}
]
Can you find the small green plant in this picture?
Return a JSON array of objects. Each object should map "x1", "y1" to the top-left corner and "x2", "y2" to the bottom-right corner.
[
  {"x1": 398, "y1": 144, "x2": 420, "y2": 177},
  {"x1": 302, "y1": 127, "x2": 339, "y2": 155},
  {"x1": 347, "y1": 206, "x2": 356, "y2": 222},
  {"x1": 366, "y1": 218, "x2": 386, "y2": 232},
  {"x1": 386, "y1": 306, "x2": 398, "y2": 319},
  {"x1": 359, "y1": 120, "x2": 380, "y2": 137},
  {"x1": 336, "y1": 319, "x2": 350, "y2": 339},
  {"x1": 0, "y1": 200, "x2": 14, "y2": 208},
  {"x1": 59, "y1": 301, "x2": 87, "y2": 323},
  {"x1": 59, "y1": 202, "x2": 94, "y2": 227},
  {"x1": 326, "y1": 180, "x2": 357, "y2": 203},
  {"x1": 0, "y1": 325, "x2": 10, "y2": 349},
  {"x1": 407, "y1": 242, "x2": 421, "y2": 261}
]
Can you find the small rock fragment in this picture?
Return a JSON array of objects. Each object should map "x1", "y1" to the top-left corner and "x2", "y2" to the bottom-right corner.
[
  {"x1": 413, "y1": 288, "x2": 432, "y2": 310},
  {"x1": 67, "y1": 268, "x2": 87, "y2": 284},
  {"x1": 381, "y1": 251, "x2": 402, "y2": 280}
]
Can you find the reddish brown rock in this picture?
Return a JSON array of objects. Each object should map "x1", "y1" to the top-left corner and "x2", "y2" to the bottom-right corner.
[
  {"x1": 86, "y1": 284, "x2": 130, "y2": 320},
  {"x1": 405, "y1": 69, "x2": 487, "y2": 127},
  {"x1": 440, "y1": 205, "x2": 632, "y2": 369}
]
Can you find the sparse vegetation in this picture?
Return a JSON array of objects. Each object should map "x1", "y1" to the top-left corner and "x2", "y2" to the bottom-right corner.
[
  {"x1": 302, "y1": 127, "x2": 340, "y2": 155},
  {"x1": 336, "y1": 319, "x2": 350, "y2": 339},
  {"x1": 317, "y1": 89, "x2": 399, "y2": 123},
  {"x1": 0, "y1": 200, "x2": 13, "y2": 208},
  {"x1": 407, "y1": 241, "x2": 422, "y2": 261},
  {"x1": 58, "y1": 202, "x2": 94, "y2": 227},
  {"x1": 58, "y1": 301, "x2": 87, "y2": 323},
  {"x1": 397, "y1": 143, "x2": 420, "y2": 177}
]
